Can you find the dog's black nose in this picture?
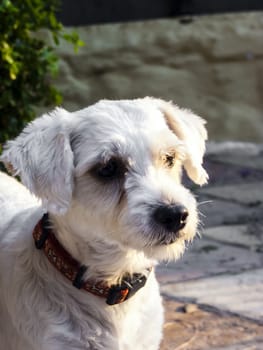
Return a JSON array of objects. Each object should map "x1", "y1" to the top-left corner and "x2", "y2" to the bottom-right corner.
[{"x1": 153, "y1": 204, "x2": 188, "y2": 232}]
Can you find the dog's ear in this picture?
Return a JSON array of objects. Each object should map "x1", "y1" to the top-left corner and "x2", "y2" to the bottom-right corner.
[
  {"x1": 155, "y1": 99, "x2": 208, "y2": 185},
  {"x1": 0, "y1": 108, "x2": 74, "y2": 214}
]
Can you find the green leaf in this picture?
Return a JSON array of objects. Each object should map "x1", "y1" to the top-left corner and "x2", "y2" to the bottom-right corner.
[{"x1": 0, "y1": 0, "x2": 85, "y2": 147}]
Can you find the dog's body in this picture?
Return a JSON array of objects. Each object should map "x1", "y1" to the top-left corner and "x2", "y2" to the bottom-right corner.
[
  {"x1": 0, "y1": 98, "x2": 208, "y2": 350},
  {"x1": 0, "y1": 173, "x2": 162, "y2": 350}
]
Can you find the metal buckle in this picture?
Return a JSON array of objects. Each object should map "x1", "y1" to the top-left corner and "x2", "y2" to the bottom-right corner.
[{"x1": 106, "y1": 274, "x2": 147, "y2": 305}]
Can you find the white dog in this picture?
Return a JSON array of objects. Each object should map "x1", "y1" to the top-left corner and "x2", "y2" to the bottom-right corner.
[{"x1": 0, "y1": 98, "x2": 208, "y2": 350}]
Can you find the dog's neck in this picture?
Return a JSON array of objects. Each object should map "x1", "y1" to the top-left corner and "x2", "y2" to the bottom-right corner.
[{"x1": 48, "y1": 212, "x2": 155, "y2": 285}]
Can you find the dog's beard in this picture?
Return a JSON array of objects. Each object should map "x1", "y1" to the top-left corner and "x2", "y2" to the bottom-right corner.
[
  {"x1": 140, "y1": 227, "x2": 189, "y2": 261},
  {"x1": 114, "y1": 216, "x2": 195, "y2": 262},
  {"x1": 152, "y1": 227, "x2": 185, "y2": 246},
  {"x1": 136, "y1": 225, "x2": 192, "y2": 248}
]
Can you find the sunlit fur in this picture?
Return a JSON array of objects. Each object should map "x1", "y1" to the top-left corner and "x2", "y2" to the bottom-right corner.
[{"x1": 0, "y1": 98, "x2": 208, "y2": 350}]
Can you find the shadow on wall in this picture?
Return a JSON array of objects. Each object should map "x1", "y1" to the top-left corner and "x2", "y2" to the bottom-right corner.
[{"x1": 58, "y1": 0, "x2": 263, "y2": 26}]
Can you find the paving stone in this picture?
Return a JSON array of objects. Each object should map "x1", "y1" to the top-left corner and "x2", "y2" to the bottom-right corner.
[
  {"x1": 211, "y1": 341, "x2": 263, "y2": 350},
  {"x1": 161, "y1": 297, "x2": 263, "y2": 350},
  {"x1": 198, "y1": 182, "x2": 263, "y2": 206},
  {"x1": 207, "y1": 142, "x2": 263, "y2": 158},
  {"x1": 211, "y1": 154, "x2": 263, "y2": 171},
  {"x1": 204, "y1": 225, "x2": 263, "y2": 248},
  {"x1": 199, "y1": 160, "x2": 263, "y2": 188},
  {"x1": 196, "y1": 197, "x2": 257, "y2": 227},
  {"x1": 157, "y1": 237, "x2": 262, "y2": 284},
  {"x1": 206, "y1": 142, "x2": 263, "y2": 171},
  {"x1": 161, "y1": 269, "x2": 263, "y2": 321}
]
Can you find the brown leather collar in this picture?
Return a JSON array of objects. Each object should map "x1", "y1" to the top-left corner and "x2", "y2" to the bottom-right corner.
[{"x1": 32, "y1": 214, "x2": 151, "y2": 305}]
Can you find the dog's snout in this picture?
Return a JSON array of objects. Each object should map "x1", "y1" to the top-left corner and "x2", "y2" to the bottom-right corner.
[{"x1": 153, "y1": 204, "x2": 188, "y2": 232}]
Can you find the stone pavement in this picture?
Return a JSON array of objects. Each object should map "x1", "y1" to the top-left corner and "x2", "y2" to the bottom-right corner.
[{"x1": 157, "y1": 142, "x2": 263, "y2": 350}]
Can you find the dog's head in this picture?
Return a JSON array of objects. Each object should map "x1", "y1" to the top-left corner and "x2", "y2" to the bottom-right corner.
[{"x1": 1, "y1": 98, "x2": 208, "y2": 260}]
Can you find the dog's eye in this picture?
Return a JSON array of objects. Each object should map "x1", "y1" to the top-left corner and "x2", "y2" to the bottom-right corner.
[
  {"x1": 96, "y1": 159, "x2": 122, "y2": 180},
  {"x1": 164, "y1": 154, "x2": 175, "y2": 168}
]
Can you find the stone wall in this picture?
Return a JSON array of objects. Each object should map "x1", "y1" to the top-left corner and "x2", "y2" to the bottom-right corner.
[{"x1": 47, "y1": 12, "x2": 263, "y2": 141}]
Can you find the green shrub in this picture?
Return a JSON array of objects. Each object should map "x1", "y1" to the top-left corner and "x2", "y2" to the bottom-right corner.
[{"x1": 0, "y1": 0, "x2": 84, "y2": 149}]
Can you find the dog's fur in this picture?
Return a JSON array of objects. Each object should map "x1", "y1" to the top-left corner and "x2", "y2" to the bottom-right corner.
[{"x1": 0, "y1": 98, "x2": 208, "y2": 350}]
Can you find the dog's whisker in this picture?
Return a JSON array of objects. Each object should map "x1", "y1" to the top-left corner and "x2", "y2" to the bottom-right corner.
[
  {"x1": 198, "y1": 211, "x2": 206, "y2": 218},
  {"x1": 197, "y1": 200, "x2": 213, "y2": 207}
]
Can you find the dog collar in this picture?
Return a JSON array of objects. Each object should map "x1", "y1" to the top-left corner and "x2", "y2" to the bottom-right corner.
[{"x1": 32, "y1": 214, "x2": 151, "y2": 305}]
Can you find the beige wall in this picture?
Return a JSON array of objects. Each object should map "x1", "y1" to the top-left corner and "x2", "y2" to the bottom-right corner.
[{"x1": 50, "y1": 12, "x2": 263, "y2": 141}]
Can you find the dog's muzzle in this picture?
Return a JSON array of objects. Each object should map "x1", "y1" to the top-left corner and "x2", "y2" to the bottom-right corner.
[{"x1": 152, "y1": 204, "x2": 188, "y2": 245}]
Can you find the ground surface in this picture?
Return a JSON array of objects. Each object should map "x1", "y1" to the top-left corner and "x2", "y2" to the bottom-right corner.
[{"x1": 158, "y1": 142, "x2": 263, "y2": 350}]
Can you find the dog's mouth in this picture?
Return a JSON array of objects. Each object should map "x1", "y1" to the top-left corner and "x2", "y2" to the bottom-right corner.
[{"x1": 156, "y1": 230, "x2": 183, "y2": 245}]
